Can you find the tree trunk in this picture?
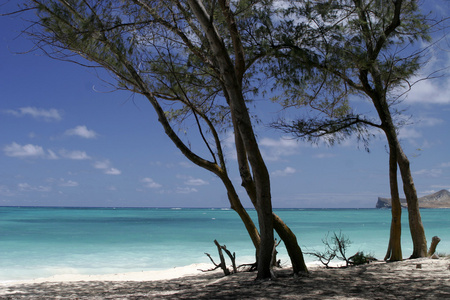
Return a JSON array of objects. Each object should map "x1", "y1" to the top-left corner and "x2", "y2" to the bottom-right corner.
[
  {"x1": 188, "y1": 0, "x2": 274, "y2": 278},
  {"x1": 368, "y1": 87, "x2": 427, "y2": 259},
  {"x1": 427, "y1": 236, "x2": 441, "y2": 256},
  {"x1": 234, "y1": 128, "x2": 307, "y2": 274},
  {"x1": 396, "y1": 147, "x2": 427, "y2": 258},
  {"x1": 384, "y1": 143, "x2": 402, "y2": 261},
  {"x1": 221, "y1": 174, "x2": 261, "y2": 253},
  {"x1": 273, "y1": 213, "x2": 308, "y2": 274}
]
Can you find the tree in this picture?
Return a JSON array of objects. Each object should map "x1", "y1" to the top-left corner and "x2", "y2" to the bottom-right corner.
[
  {"x1": 265, "y1": 0, "x2": 441, "y2": 259},
  {"x1": 16, "y1": 0, "x2": 308, "y2": 278}
]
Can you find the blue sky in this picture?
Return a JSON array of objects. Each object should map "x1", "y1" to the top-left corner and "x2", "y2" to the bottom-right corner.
[{"x1": 1, "y1": 1, "x2": 449, "y2": 208}]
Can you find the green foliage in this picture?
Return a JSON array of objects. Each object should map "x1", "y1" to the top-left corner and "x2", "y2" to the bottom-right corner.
[
  {"x1": 348, "y1": 251, "x2": 377, "y2": 265},
  {"x1": 263, "y1": 0, "x2": 434, "y2": 143}
]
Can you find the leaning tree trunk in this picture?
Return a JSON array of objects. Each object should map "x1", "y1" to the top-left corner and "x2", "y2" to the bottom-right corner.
[
  {"x1": 384, "y1": 142, "x2": 402, "y2": 261},
  {"x1": 273, "y1": 213, "x2": 308, "y2": 274},
  {"x1": 220, "y1": 173, "x2": 261, "y2": 253},
  {"x1": 396, "y1": 146, "x2": 427, "y2": 258}
]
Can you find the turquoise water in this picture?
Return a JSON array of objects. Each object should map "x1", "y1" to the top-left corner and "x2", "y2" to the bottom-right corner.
[{"x1": 0, "y1": 207, "x2": 449, "y2": 281}]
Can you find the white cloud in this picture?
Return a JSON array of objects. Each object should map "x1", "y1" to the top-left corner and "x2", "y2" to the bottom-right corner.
[
  {"x1": 17, "y1": 183, "x2": 51, "y2": 192},
  {"x1": 398, "y1": 128, "x2": 422, "y2": 145},
  {"x1": 272, "y1": 167, "x2": 296, "y2": 177},
  {"x1": 5, "y1": 107, "x2": 62, "y2": 121},
  {"x1": 65, "y1": 125, "x2": 98, "y2": 139},
  {"x1": 93, "y1": 161, "x2": 110, "y2": 169},
  {"x1": 260, "y1": 137, "x2": 300, "y2": 161},
  {"x1": 141, "y1": 177, "x2": 162, "y2": 189},
  {"x1": 313, "y1": 153, "x2": 337, "y2": 159},
  {"x1": 440, "y1": 162, "x2": 450, "y2": 168},
  {"x1": 56, "y1": 179, "x2": 79, "y2": 187},
  {"x1": 47, "y1": 150, "x2": 59, "y2": 160},
  {"x1": 403, "y1": 49, "x2": 450, "y2": 105},
  {"x1": 405, "y1": 76, "x2": 450, "y2": 105},
  {"x1": 184, "y1": 177, "x2": 209, "y2": 186},
  {"x1": 105, "y1": 168, "x2": 121, "y2": 175},
  {"x1": 416, "y1": 116, "x2": 444, "y2": 127},
  {"x1": 430, "y1": 185, "x2": 450, "y2": 190},
  {"x1": 176, "y1": 187, "x2": 198, "y2": 194},
  {"x1": 0, "y1": 185, "x2": 15, "y2": 196},
  {"x1": 179, "y1": 161, "x2": 192, "y2": 168},
  {"x1": 4, "y1": 142, "x2": 45, "y2": 158},
  {"x1": 94, "y1": 160, "x2": 121, "y2": 175},
  {"x1": 59, "y1": 150, "x2": 91, "y2": 160},
  {"x1": 413, "y1": 168, "x2": 443, "y2": 178}
]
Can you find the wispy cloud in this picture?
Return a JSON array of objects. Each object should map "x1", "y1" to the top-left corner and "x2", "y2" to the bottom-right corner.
[
  {"x1": 405, "y1": 76, "x2": 450, "y2": 105},
  {"x1": 59, "y1": 150, "x2": 91, "y2": 160},
  {"x1": 65, "y1": 125, "x2": 98, "y2": 139},
  {"x1": 4, "y1": 107, "x2": 62, "y2": 121},
  {"x1": 430, "y1": 185, "x2": 450, "y2": 190},
  {"x1": 177, "y1": 175, "x2": 209, "y2": 186},
  {"x1": 58, "y1": 179, "x2": 79, "y2": 187},
  {"x1": 260, "y1": 137, "x2": 300, "y2": 161},
  {"x1": 176, "y1": 187, "x2": 198, "y2": 194},
  {"x1": 0, "y1": 185, "x2": 15, "y2": 197},
  {"x1": 141, "y1": 177, "x2": 162, "y2": 189},
  {"x1": 440, "y1": 162, "x2": 450, "y2": 168},
  {"x1": 403, "y1": 48, "x2": 450, "y2": 105},
  {"x1": 47, "y1": 178, "x2": 80, "y2": 187},
  {"x1": 17, "y1": 183, "x2": 51, "y2": 192},
  {"x1": 416, "y1": 116, "x2": 444, "y2": 127},
  {"x1": 398, "y1": 128, "x2": 422, "y2": 143},
  {"x1": 3, "y1": 142, "x2": 45, "y2": 158},
  {"x1": 105, "y1": 168, "x2": 121, "y2": 175},
  {"x1": 313, "y1": 153, "x2": 337, "y2": 159},
  {"x1": 413, "y1": 168, "x2": 443, "y2": 178},
  {"x1": 93, "y1": 160, "x2": 121, "y2": 175},
  {"x1": 272, "y1": 166, "x2": 296, "y2": 177}
]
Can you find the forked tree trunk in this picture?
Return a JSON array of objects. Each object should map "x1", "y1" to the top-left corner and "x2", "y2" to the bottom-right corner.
[
  {"x1": 370, "y1": 89, "x2": 427, "y2": 259},
  {"x1": 235, "y1": 128, "x2": 307, "y2": 274},
  {"x1": 384, "y1": 143, "x2": 402, "y2": 261},
  {"x1": 188, "y1": 0, "x2": 274, "y2": 279},
  {"x1": 396, "y1": 147, "x2": 427, "y2": 258}
]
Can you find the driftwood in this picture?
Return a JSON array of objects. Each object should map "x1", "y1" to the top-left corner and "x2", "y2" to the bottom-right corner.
[
  {"x1": 217, "y1": 241, "x2": 237, "y2": 273},
  {"x1": 214, "y1": 240, "x2": 231, "y2": 275},
  {"x1": 427, "y1": 236, "x2": 441, "y2": 256},
  {"x1": 200, "y1": 240, "x2": 237, "y2": 275},
  {"x1": 202, "y1": 238, "x2": 281, "y2": 276},
  {"x1": 270, "y1": 239, "x2": 282, "y2": 268}
]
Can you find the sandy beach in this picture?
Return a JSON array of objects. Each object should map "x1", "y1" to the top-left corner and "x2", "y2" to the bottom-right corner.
[{"x1": 0, "y1": 257, "x2": 449, "y2": 299}]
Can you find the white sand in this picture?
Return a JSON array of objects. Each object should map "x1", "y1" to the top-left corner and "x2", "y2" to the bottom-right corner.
[
  {"x1": 0, "y1": 263, "x2": 217, "y2": 284},
  {"x1": 1, "y1": 257, "x2": 449, "y2": 299}
]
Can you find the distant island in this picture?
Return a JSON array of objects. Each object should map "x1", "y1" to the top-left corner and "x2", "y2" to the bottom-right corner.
[{"x1": 376, "y1": 189, "x2": 450, "y2": 208}]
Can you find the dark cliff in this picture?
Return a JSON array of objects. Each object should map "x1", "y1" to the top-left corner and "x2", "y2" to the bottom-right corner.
[{"x1": 376, "y1": 189, "x2": 450, "y2": 208}]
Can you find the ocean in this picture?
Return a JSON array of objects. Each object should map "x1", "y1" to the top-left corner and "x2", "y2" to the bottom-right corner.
[{"x1": 1, "y1": 207, "x2": 449, "y2": 281}]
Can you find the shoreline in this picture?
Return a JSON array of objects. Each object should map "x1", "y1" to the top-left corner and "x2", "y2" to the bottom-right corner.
[
  {"x1": 0, "y1": 263, "x2": 218, "y2": 285},
  {"x1": 0, "y1": 260, "x2": 335, "y2": 285},
  {"x1": 1, "y1": 257, "x2": 449, "y2": 299}
]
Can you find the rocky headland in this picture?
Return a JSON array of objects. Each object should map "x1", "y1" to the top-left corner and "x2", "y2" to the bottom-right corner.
[{"x1": 376, "y1": 189, "x2": 450, "y2": 208}]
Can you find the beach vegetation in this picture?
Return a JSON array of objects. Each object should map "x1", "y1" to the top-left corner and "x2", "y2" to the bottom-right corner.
[{"x1": 307, "y1": 231, "x2": 376, "y2": 268}]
